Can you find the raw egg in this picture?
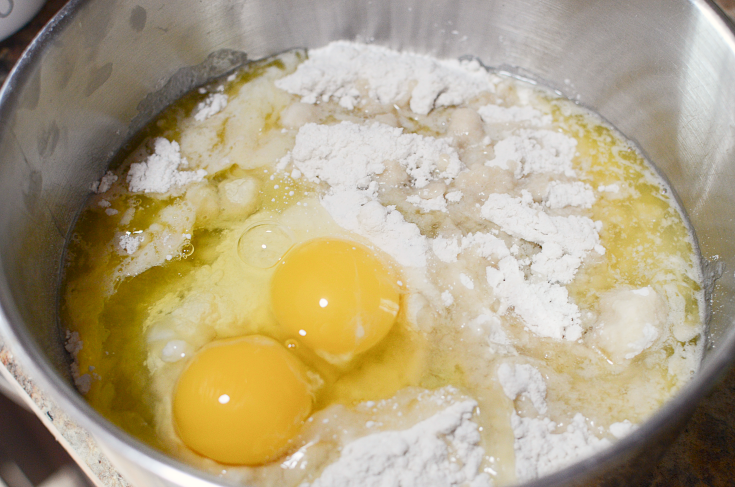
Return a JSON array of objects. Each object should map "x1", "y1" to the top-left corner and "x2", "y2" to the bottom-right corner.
[
  {"x1": 172, "y1": 335, "x2": 312, "y2": 465},
  {"x1": 270, "y1": 238, "x2": 400, "y2": 362}
]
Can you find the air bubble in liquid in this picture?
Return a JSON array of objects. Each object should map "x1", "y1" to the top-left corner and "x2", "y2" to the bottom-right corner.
[
  {"x1": 181, "y1": 242, "x2": 195, "y2": 258},
  {"x1": 237, "y1": 222, "x2": 294, "y2": 268}
]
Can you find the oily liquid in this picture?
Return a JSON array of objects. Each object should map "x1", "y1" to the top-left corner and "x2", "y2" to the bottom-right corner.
[{"x1": 61, "y1": 54, "x2": 702, "y2": 485}]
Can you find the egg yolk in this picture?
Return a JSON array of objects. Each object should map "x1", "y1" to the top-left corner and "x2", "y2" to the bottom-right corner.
[
  {"x1": 270, "y1": 238, "x2": 400, "y2": 361},
  {"x1": 172, "y1": 335, "x2": 312, "y2": 465}
]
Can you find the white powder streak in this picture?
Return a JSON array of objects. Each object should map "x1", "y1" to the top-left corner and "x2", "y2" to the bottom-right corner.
[
  {"x1": 511, "y1": 413, "x2": 611, "y2": 482},
  {"x1": 276, "y1": 41, "x2": 497, "y2": 115},
  {"x1": 486, "y1": 130, "x2": 577, "y2": 179},
  {"x1": 459, "y1": 273, "x2": 475, "y2": 290},
  {"x1": 486, "y1": 257, "x2": 582, "y2": 341},
  {"x1": 432, "y1": 232, "x2": 510, "y2": 264},
  {"x1": 119, "y1": 234, "x2": 143, "y2": 255},
  {"x1": 284, "y1": 122, "x2": 463, "y2": 189},
  {"x1": 305, "y1": 401, "x2": 490, "y2": 487},
  {"x1": 545, "y1": 181, "x2": 595, "y2": 209},
  {"x1": 90, "y1": 171, "x2": 118, "y2": 194},
  {"x1": 283, "y1": 121, "x2": 467, "y2": 267},
  {"x1": 481, "y1": 191, "x2": 603, "y2": 284},
  {"x1": 322, "y1": 192, "x2": 429, "y2": 268},
  {"x1": 598, "y1": 184, "x2": 620, "y2": 193},
  {"x1": 432, "y1": 237, "x2": 463, "y2": 263},
  {"x1": 127, "y1": 138, "x2": 207, "y2": 194},
  {"x1": 407, "y1": 194, "x2": 448, "y2": 213},
  {"x1": 609, "y1": 420, "x2": 636, "y2": 439},
  {"x1": 497, "y1": 363, "x2": 548, "y2": 414},
  {"x1": 625, "y1": 323, "x2": 659, "y2": 360},
  {"x1": 194, "y1": 93, "x2": 228, "y2": 121},
  {"x1": 477, "y1": 104, "x2": 552, "y2": 126},
  {"x1": 498, "y1": 364, "x2": 631, "y2": 481}
]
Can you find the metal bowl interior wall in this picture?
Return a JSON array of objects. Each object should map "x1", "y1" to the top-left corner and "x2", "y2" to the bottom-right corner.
[{"x1": 1, "y1": 0, "x2": 734, "y2": 486}]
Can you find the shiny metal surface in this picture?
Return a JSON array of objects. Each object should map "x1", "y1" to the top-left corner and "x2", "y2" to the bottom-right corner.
[{"x1": 0, "y1": 0, "x2": 734, "y2": 486}]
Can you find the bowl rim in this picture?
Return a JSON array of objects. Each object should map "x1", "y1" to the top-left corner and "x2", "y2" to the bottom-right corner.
[{"x1": 1, "y1": 0, "x2": 735, "y2": 486}]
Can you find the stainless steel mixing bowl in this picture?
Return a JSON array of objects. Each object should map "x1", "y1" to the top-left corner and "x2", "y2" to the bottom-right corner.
[{"x1": 1, "y1": 0, "x2": 735, "y2": 485}]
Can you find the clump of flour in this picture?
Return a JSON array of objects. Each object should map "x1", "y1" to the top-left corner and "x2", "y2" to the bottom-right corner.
[
  {"x1": 486, "y1": 257, "x2": 582, "y2": 341},
  {"x1": 281, "y1": 121, "x2": 462, "y2": 189},
  {"x1": 477, "y1": 104, "x2": 552, "y2": 126},
  {"x1": 275, "y1": 41, "x2": 498, "y2": 115},
  {"x1": 64, "y1": 331, "x2": 92, "y2": 394},
  {"x1": 90, "y1": 171, "x2": 118, "y2": 193},
  {"x1": 511, "y1": 413, "x2": 611, "y2": 482},
  {"x1": 481, "y1": 191, "x2": 604, "y2": 284},
  {"x1": 279, "y1": 121, "x2": 464, "y2": 267},
  {"x1": 127, "y1": 138, "x2": 207, "y2": 194},
  {"x1": 119, "y1": 233, "x2": 143, "y2": 255},
  {"x1": 194, "y1": 93, "x2": 228, "y2": 121},
  {"x1": 496, "y1": 363, "x2": 630, "y2": 482},
  {"x1": 545, "y1": 182, "x2": 595, "y2": 209},
  {"x1": 432, "y1": 232, "x2": 510, "y2": 264},
  {"x1": 486, "y1": 130, "x2": 578, "y2": 179},
  {"x1": 497, "y1": 363, "x2": 547, "y2": 414},
  {"x1": 304, "y1": 401, "x2": 490, "y2": 487}
]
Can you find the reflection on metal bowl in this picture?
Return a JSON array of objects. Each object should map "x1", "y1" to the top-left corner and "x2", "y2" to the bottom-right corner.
[{"x1": 1, "y1": 1, "x2": 735, "y2": 486}]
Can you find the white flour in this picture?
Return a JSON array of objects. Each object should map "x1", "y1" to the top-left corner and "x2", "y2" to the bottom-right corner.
[
  {"x1": 119, "y1": 234, "x2": 143, "y2": 255},
  {"x1": 481, "y1": 191, "x2": 604, "y2": 283},
  {"x1": 432, "y1": 233, "x2": 510, "y2": 264},
  {"x1": 591, "y1": 287, "x2": 667, "y2": 362},
  {"x1": 496, "y1": 363, "x2": 547, "y2": 414},
  {"x1": 304, "y1": 401, "x2": 490, "y2": 487},
  {"x1": 496, "y1": 364, "x2": 626, "y2": 481},
  {"x1": 432, "y1": 237, "x2": 463, "y2": 263},
  {"x1": 456, "y1": 188, "x2": 604, "y2": 341},
  {"x1": 194, "y1": 93, "x2": 228, "y2": 121},
  {"x1": 320, "y1": 192, "x2": 428, "y2": 267},
  {"x1": 486, "y1": 130, "x2": 577, "y2": 179},
  {"x1": 460, "y1": 273, "x2": 475, "y2": 290},
  {"x1": 90, "y1": 171, "x2": 118, "y2": 193},
  {"x1": 598, "y1": 184, "x2": 620, "y2": 193},
  {"x1": 280, "y1": 121, "x2": 465, "y2": 267},
  {"x1": 609, "y1": 420, "x2": 636, "y2": 439},
  {"x1": 477, "y1": 104, "x2": 551, "y2": 126},
  {"x1": 127, "y1": 138, "x2": 207, "y2": 194},
  {"x1": 466, "y1": 313, "x2": 512, "y2": 350},
  {"x1": 511, "y1": 413, "x2": 610, "y2": 482},
  {"x1": 282, "y1": 121, "x2": 463, "y2": 189},
  {"x1": 545, "y1": 181, "x2": 595, "y2": 209},
  {"x1": 486, "y1": 257, "x2": 582, "y2": 341},
  {"x1": 275, "y1": 41, "x2": 498, "y2": 115},
  {"x1": 407, "y1": 194, "x2": 449, "y2": 213}
]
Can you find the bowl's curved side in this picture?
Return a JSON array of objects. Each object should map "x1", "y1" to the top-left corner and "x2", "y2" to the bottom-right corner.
[{"x1": 1, "y1": 1, "x2": 735, "y2": 486}]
